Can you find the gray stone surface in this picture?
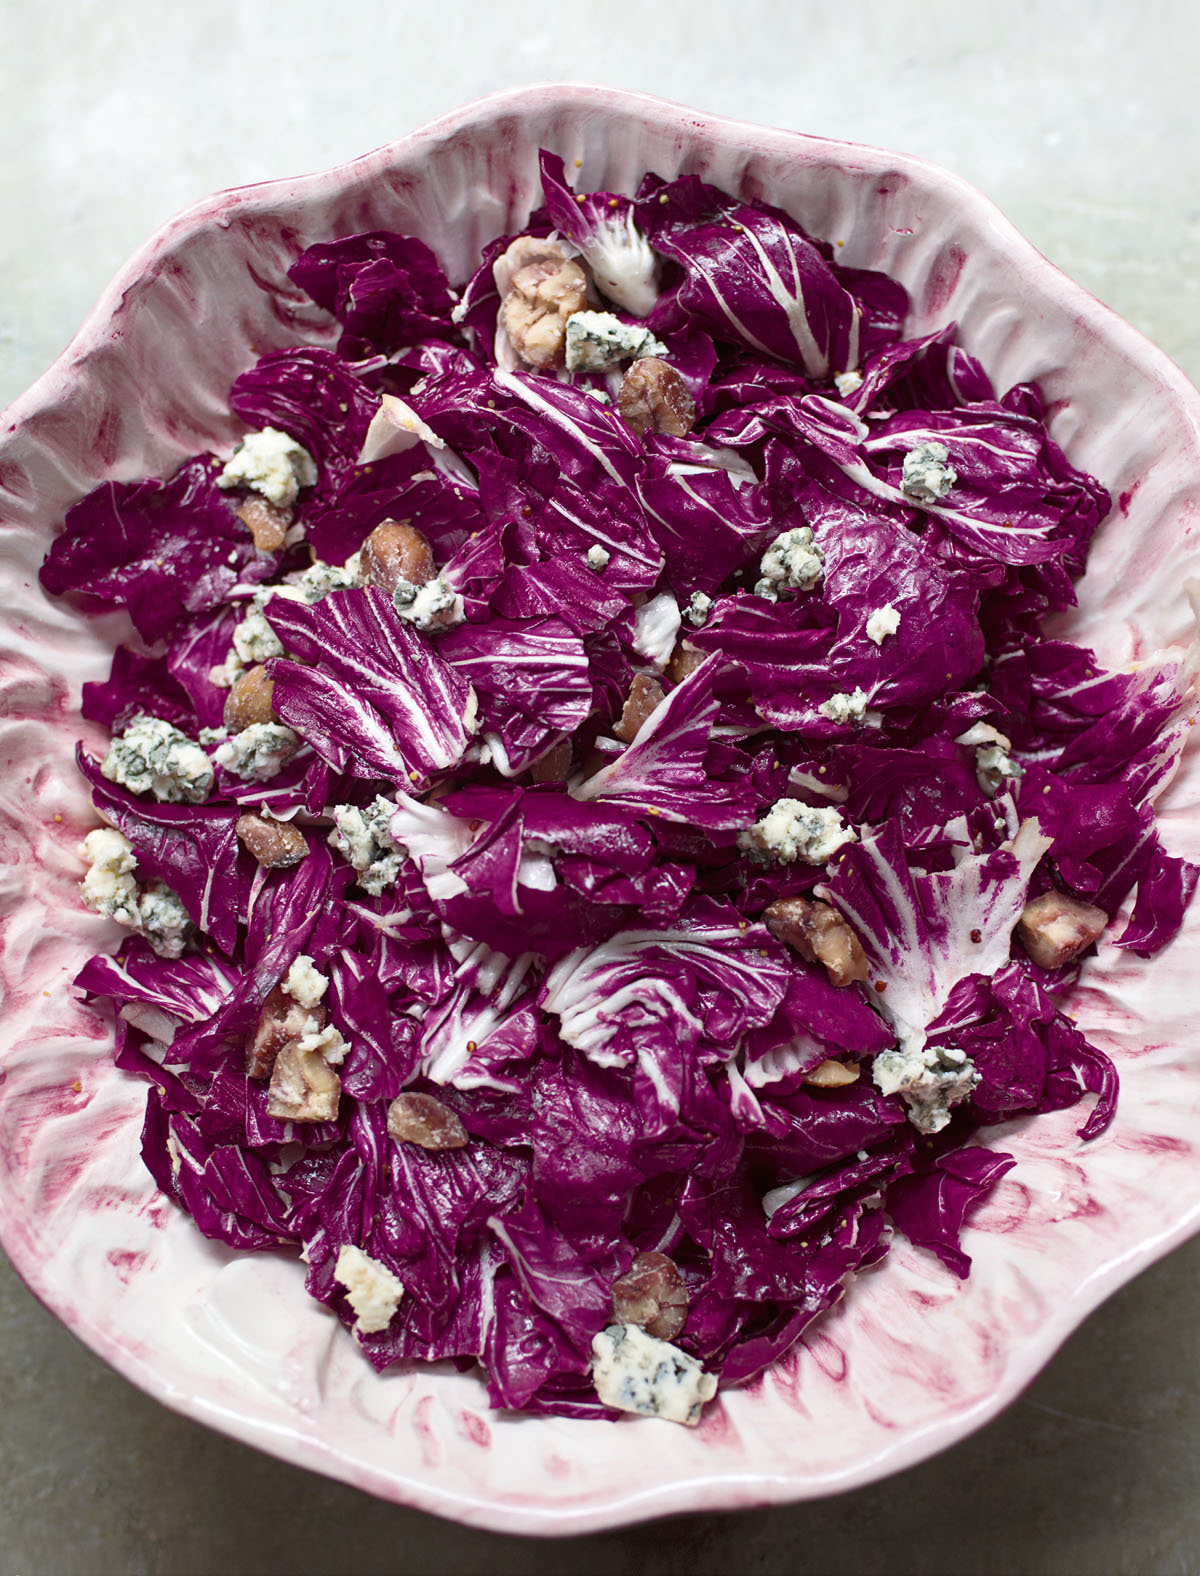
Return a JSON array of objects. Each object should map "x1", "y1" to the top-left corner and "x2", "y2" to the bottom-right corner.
[{"x1": 3, "y1": 1, "x2": 1200, "y2": 1569}]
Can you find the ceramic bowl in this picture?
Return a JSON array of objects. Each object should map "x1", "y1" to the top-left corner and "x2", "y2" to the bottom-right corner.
[{"x1": 3, "y1": 83, "x2": 1200, "y2": 1535}]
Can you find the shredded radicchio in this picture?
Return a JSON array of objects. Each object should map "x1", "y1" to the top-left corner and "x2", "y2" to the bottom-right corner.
[{"x1": 43, "y1": 151, "x2": 1197, "y2": 1426}]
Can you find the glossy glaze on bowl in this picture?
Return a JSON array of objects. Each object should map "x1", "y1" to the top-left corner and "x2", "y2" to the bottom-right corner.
[{"x1": 2, "y1": 84, "x2": 1200, "y2": 1535}]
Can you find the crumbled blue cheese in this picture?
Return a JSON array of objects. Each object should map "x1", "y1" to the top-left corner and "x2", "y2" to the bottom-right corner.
[
  {"x1": 563, "y1": 311, "x2": 666, "y2": 374},
  {"x1": 873, "y1": 1043, "x2": 979, "y2": 1133},
  {"x1": 333, "y1": 1244, "x2": 404, "y2": 1335},
  {"x1": 818, "y1": 688, "x2": 869, "y2": 725},
  {"x1": 295, "y1": 551, "x2": 362, "y2": 603},
  {"x1": 590, "y1": 1324, "x2": 717, "y2": 1426},
  {"x1": 79, "y1": 828, "x2": 189, "y2": 958},
  {"x1": 686, "y1": 591, "x2": 713, "y2": 627},
  {"x1": 755, "y1": 526, "x2": 824, "y2": 599},
  {"x1": 232, "y1": 600, "x2": 285, "y2": 667},
  {"x1": 137, "y1": 887, "x2": 191, "y2": 959},
  {"x1": 586, "y1": 544, "x2": 611, "y2": 571},
  {"x1": 392, "y1": 574, "x2": 464, "y2": 631},
  {"x1": 740, "y1": 798, "x2": 857, "y2": 865},
  {"x1": 954, "y1": 722, "x2": 1022, "y2": 798},
  {"x1": 283, "y1": 955, "x2": 329, "y2": 1010},
  {"x1": 217, "y1": 427, "x2": 317, "y2": 508},
  {"x1": 101, "y1": 715, "x2": 213, "y2": 803},
  {"x1": 214, "y1": 723, "x2": 299, "y2": 781},
  {"x1": 632, "y1": 592, "x2": 682, "y2": 671},
  {"x1": 329, "y1": 796, "x2": 404, "y2": 895},
  {"x1": 80, "y1": 828, "x2": 140, "y2": 928},
  {"x1": 866, "y1": 605, "x2": 901, "y2": 645},
  {"x1": 900, "y1": 440, "x2": 957, "y2": 504},
  {"x1": 834, "y1": 369, "x2": 864, "y2": 397}
]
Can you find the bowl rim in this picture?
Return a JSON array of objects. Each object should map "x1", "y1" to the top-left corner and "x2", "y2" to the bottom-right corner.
[{"x1": 5, "y1": 79, "x2": 1200, "y2": 1536}]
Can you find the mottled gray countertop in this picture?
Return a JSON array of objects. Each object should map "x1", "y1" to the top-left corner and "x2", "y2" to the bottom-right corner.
[{"x1": 4, "y1": 3, "x2": 1200, "y2": 1571}]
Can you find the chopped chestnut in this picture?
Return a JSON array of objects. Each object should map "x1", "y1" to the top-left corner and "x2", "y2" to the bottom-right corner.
[
  {"x1": 1016, "y1": 891, "x2": 1107, "y2": 970},
  {"x1": 387, "y1": 1091, "x2": 469, "y2": 1151},
  {"x1": 224, "y1": 664, "x2": 276, "y2": 731},
  {"x1": 530, "y1": 737, "x2": 573, "y2": 783},
  {"x1": 236, "y1": 813, "x2": 308, "y2": 869},
  {"x1": 246, "y1": 984, "x2": 323, "y2": 1080},
  {"x1": 266, "y1": 1042, "x2": 341, "y2": 1123},
  {"x1": 802, "y1": 1059, "x2": 861, "y2": 1089},
  {"x1": 666, "y1": 640, "x2": 705, "y2": 686},
  {"x1": 614, "y1": 673, "x2": 665, "y2": 743},
  {"x1": 617, "y1": 358, "x2": 696, "y2": 438},
  {"x1": 498, "y1": 237, "x2": 589, "y2": 369},
  {"x1": 611, "y1": 1251, "x2": 689, "y2": 1342},
  {"x1": 765, "y1": 896, "x2": 870, "y2": 988},
  {"x1": 359, "y1": 519, "x2": 436, "y2": 596},
  {"x1": 235, "y1": 496, "x2": 292, "y2": 552}
]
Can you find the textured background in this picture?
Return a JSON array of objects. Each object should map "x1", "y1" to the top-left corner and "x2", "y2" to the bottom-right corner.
[{"x1": 3, "y1": 1, "x2": 1200, "y2": 1570}]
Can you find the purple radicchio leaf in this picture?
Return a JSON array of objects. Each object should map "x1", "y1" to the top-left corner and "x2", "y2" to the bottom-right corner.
[
  {"x1": 82, "y1": 644, "x2": 197, "y2": 737},
  {"x1": 264, "y1": 587, "x2": 477, "y2": 786},
  {"x1": 539, "y1": 150, "x2": 660, "y2": 318},
  {"x1": 287, "y1": 231, "x2": 458, "y2": 358},
  {"x1": 634, "y1": 173, "x2": 885, "y2": 379},
  {"x1": 40, "y1": 457, "x2": 272, "y2": 643},
  {"x1": 886, "y1": 1146, "x2": 1016, "y2": 1278},
  {"x1": 437, "y1": 615, "x2": 593, "y2": 777},
  {"x1": 1115, "y1": 846, "x2": 1200, "y2": 956},
  {"x1": 573, "y1": 653, "x2": 756, "y2": 828},
  {"x1": 818, "y1": 813, "x2": 1050, "y2": 1056}
]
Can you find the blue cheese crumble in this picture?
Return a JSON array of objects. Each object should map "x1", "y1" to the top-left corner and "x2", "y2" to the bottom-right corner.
[
  {"x1": 586, "y1": 544, "x2": 611, "y2": 571},
  {"x1": 220, "y1": 595, "x2": 287, "y2": 684},
  {"x1": 79, "y1": 827, "x2": 190, "y2": 958},
  {"x1": 101, "y1": 715, "x2": 213, "y2": 803},
  {"x1": 818, "y1": 688, "x2": 869, "y2": 725},
  {"x1": 900, "y1": 440, "x2": 957, "y2": 504},
  {"x1": 217, "y1": 427, "x2": 317, "y2": 509},
  {"x1": 329, "y1": 796, "x2": 404, "y2": 895},
  {"x1": 866, "y1": 605, "x2": 901, "y2": 645},
  {"x1": 834, "y1": 369, "x2": 864, "y2": 397},
  {"x1": 295, "y1": 551, "x2": 362, "y2": 603},
  {"x1": 392, "y1": 574, "x2": 464, "y2": 631},
  {"x1": 333, "y1": 1244, "x2": 404, "y2": 1336},
  {"x1": 591, "y1": 1323, "x2": 717, "y2": 1426},
  {"x1": 563, "y1": 311, "x2": 666, "y2": 374},
  {"x1": 686, "y1": 591, "x2": 713, "y2": 627},
  {"x1": 755, "y1": 526, "x2": 824, "y2": 599},
  {"x1": 740, "y1": 798, "x2": 857, "y2": 865},
  {"x1": 873, "y1": 1043, "x2": 979, "y2": 1133},
  {"x1": 214, "y1": 723, "x2": 299, "y2": 781}
]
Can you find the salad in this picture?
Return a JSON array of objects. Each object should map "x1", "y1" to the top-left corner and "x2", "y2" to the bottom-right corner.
[{"x1": 39, "y1": 150, "x2": 1198, "y2": 1427}]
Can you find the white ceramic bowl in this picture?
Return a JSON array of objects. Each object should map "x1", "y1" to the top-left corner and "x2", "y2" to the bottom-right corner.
[{"x1": 3, "y1": 83, "x2": 1200, "y2": 1535}]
